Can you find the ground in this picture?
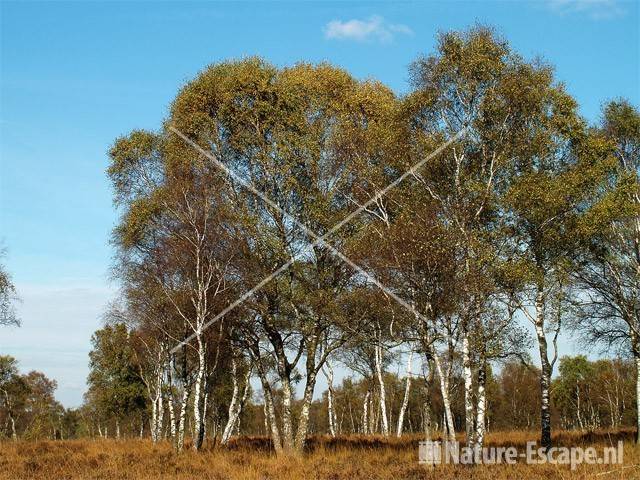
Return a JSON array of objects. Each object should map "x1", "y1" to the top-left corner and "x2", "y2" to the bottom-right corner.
[{"x1": 0, "y1": 430, "x2": 638, "y2": 479}]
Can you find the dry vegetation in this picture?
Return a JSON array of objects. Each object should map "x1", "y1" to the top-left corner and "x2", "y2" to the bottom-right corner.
[{"x1": 1, "y1": 430, "x2": 638, "y2": 480}]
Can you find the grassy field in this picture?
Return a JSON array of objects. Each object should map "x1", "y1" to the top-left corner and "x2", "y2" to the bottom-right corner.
[{"x1": 1, "y1": 430, "x2": 638, "y2": 479}]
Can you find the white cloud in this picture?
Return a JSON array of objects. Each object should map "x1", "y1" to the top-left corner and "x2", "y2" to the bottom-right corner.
[
  {"x1": 324, "y1": 15, "x2": 413, "y2": 43},
  {"x1": 547, "y1": 0, "x2": 626, "y2": 20}
]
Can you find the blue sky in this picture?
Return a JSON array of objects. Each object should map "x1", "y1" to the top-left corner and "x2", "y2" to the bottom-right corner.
[{"x1": 1, "y1": 0, "x2": 638, "y2": 407}]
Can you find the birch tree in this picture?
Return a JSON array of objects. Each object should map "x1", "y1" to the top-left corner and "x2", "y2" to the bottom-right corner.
[
  {"x1": 504, "y1": 109, "x2": 614, "y2": 450},
  {"x1": 406, "y1": 27, "x2": 519, "y2": 448},
  {"x1": 109, "y1": 128, "x2": 240, "y2": 450},
  {"x1": 405, "y1": 27, "x2": 601, "y2": 453},
  {"x1": 168, "y1": 59, "x2": 398, "y2": 453},
  {"x1": 571, "y1": 99, "x2": 640, "y2": 441}
]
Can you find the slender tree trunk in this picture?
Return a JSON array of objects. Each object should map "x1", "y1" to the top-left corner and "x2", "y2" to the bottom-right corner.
[
  {"x1": 372, "y1": 394, "x2": 379, "y2": 433},
  {"x1": 576, "y1": 388, "x2": 584, "y2": 430},
  {"x1": 474, "y1": 353, "x2": 487, "y2": 451},
  {"x1": 348, "y1": 396, "x2": 355, "y2": 434},
  {"x1": 534, "y1": 287, "x2": 553, "y2": 451},
  {"x1": 432, "y1": 351, "x2": 456, "y2": 442},
  {"x1": 221, "y1": 356, "x2": 242, "y2": 446},
  {"x1": 396, "y1": 351, "x2": 413, "y2": 437},
  {"x1": 165, "y1": 364, "x2": 177, "y2": 441},
  {"x1": 294, "y1": 335, "x2": 321, "y2": 451},
  {"x1": 422, "y1": 386, "x2": 434, "y2": 469},
  {"x1": 362, "y1": 390, "x2": 371, "y2": 434},
  {"x1": 421, "y1": 359, "x2": 434, "y2": 443},
  {"x1": 255, "y1": 362, "x2": 283, "y2": 455},
  {"x1": 263, "y1": 401, "x2": 269, "y2": 436},
  {"x1": 236, "y1": 368, "x2": 251, "y2": 434},
  {"x1": 462, "y1": 332, "x2": 475, "y2": 449},
  {"x1": 202, "y1": 388, "x2": 209, "y2": 442},
  {"x1": 221, "y1": 358, "x2": 251, "y2": 445},
  {"x1": 167, "y1": 391, "x2": 176, "y2": 441},
  {"x1": 294, "y1": 372, "x2": 317, "y2": 450},
  {"x1": 422, "y1": 395, "x2": 433, "y2": 442},
  {"x1": 327, "y1": 382, "x2": 336, "y2": 437},
  {"x1": 177, "y1": 386, "x2": 190, "y2": 452},
  {"x1": 157, "y1": 391, "x2": 164, "y2": 441},
  {"x1": 192, "y1": 334, "x2": 206, "y2": 451},
  {"x1": 374, "y1": 341, "x2": 389, "y2": 436},
  {"x1": 249, "y1": 341, "x2": 284, "y2": 454},
  {"x1": 150, "y1": 396, "x2": 158, "y2": 442},
  {"x1": 280, "y1": 375, "x2": 295, "y2": 451},
  {"x1": 264, "y1": 385, "x2": 283, "y2": 455},
  {"x1": 10, "y1": 414, "x2": 17, "y2": 441},
  {"x1": 324, "y1": 360, "x2": 337, "y2": 437}
]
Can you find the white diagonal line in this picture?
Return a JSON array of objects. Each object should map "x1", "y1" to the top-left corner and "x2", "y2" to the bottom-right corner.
[
  {"x1": 318, "y1": 129, "x2": 467, "y2": 236},
  {"x1": 168, "y1": 125, "x2": 466, "y2": 353}
]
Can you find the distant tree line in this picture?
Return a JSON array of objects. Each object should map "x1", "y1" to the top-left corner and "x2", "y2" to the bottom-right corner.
[
  {"x1": 4, "y1": 343, "x2": 636, "y2": 443},
  {"x1": 0, "y1": 355, "x2": 79, "y2": 440}
]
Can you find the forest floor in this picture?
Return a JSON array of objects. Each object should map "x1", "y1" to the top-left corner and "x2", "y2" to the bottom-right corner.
[{"x1": 1, "y1": 429, "x2": 638, "y2": 479}]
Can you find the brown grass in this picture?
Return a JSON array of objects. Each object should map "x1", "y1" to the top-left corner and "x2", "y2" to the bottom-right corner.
[{"x1": 1, "y1": 430, "x2": 638, "y2": 480}]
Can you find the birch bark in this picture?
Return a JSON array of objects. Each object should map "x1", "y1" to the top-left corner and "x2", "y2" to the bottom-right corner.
[
  {"x1": 462, "y1": 332, "x2": 475, "y2": 449},
  {"x1": 396, "y1": 351, "x2": 413, "y2": 437}
]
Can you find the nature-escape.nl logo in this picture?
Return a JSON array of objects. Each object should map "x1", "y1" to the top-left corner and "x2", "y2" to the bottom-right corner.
[{"x1": 418, "y1": 440, "x2": 624, "y2": 470}]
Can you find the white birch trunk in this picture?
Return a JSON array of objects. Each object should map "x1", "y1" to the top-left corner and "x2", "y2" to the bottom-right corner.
[
  {"x1": 156, "y1": 391, "x2": 164, "y2": 441},
  {"x1": 221, "y1": 356, "x2": 241, "y2": 445},
  {"x1": 280, "y1": 375, "x2": 295, "y2": 450},
  {"x1": 323, "y1": 359, "x2": 336, "y2": 437},
  {"x1": 422, "y1": 381, "x2": 434, "y2": 469},
  {"x1": 374, "y1": 341, "x2": 389, "y2": 436},
  {"x1": 263, "y1": 385, "x2": 283, "y2": 454},
  {"x1": 221, "y1": 358, "x2": 251, "y2": 445},
  {"x1": 10, "y1": 415, "x2": 17, "y2": 441},
  {"x1": 534, "y1": 287, "x2": 553, "y2": 451},
  {"x1": 474, "y1": 355, "x2": 487, "y2": 451},
  {"x1": 192, "y1": 334, "x2": 206, "y2": 450},
  {"x1": 263, "y1": 401, "x2": 269, "y2": 436},
  {"x1": 462, "y1": 332, "x2": 475, "y2": 449},
  {"x1": 254, "y1": 361, "x2": 283, "y2": 455},
  {"x1": 362, "y1": 390, "x2": 371, "y2": 435},
  {"x1": 396, "y1": 351, "x2": 413, "y2": 437},
  {"x1": 177, "y1": 386, "x2": 189, "y2": 452},
  {"x1": 167, "y1": 390, "x2": 176, "y2": 441},
  {"x1": 432, "y1": 351, "x2": 456, "y2": 442},
  {"x1": 294, "y1": 372, "x2": 317, "y2": 450},
  {"x1": 150, "y1": 397, "x2": 158, "y2": 442}
]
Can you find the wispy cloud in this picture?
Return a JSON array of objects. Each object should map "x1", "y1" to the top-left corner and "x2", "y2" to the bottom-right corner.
[
  {"x1": 546, "y1": 0, "x2": 626, "y2": 20},
  {"x1": 323, "y1": 15, "x2": 413, "y2": 43}
]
